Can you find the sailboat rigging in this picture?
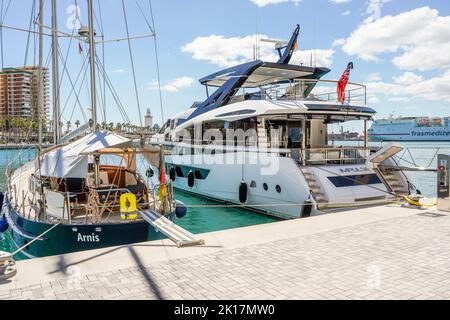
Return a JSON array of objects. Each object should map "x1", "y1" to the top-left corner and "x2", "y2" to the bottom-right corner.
[{"x1": 0, "y1": 0, "x2": 196, "y2": 259}]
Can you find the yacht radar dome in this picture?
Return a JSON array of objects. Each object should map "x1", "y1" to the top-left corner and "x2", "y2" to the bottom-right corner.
[{"x1": 78, "y1": 25, "x2": 97, "y2": 37}]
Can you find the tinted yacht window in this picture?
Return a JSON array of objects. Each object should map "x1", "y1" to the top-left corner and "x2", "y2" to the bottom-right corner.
[{"x1": 328, "y1": 174, "x2": 382, "y2": 187}]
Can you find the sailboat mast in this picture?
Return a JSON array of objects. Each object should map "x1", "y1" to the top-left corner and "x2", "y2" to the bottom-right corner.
[
  {"x1": 38, "y1": 0, "x2": 44, "y2": 146},
  {"x1": 87, "y1": 0, "x2": 97, "y2": 128},
  {"x1": 51, "y1": 0, "x2": 61, "y2": 144}
]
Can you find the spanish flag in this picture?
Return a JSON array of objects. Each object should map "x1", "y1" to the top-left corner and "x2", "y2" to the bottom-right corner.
[{"x1": 159, "y1": 165, "x2": 167, "y2": 199}]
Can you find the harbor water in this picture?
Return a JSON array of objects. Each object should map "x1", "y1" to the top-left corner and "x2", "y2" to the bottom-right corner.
[{"x1": 1, "y1": 141, "x2": 448, "y2": 259}]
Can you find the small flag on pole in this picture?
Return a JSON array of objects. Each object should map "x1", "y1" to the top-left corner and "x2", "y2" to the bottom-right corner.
[
  {"x1": 78, "y1": 42, "x2": 83, "y2": 54},
  {"x1": 337, "y1": 62, "x2": 353, "y2": 103},
  {"x1": 159, "y1": 165, "x2": 167, "y2": 199}
]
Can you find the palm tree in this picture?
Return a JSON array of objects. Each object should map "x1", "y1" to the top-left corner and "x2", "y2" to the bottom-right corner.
[{"x1": 75, "y1": 120, "x2": 81, "y2": 129}]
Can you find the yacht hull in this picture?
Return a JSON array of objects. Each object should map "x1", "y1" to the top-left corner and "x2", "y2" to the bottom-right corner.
[
  {"x1": 2, "y1": 195, "x2": 166, "y2": 259},
  {"x1": 165, "y1": 151, "x2": 402, "y2": 219},
  {"x1": 166, "y1": 152, "x2": 315, "y2": 219}
]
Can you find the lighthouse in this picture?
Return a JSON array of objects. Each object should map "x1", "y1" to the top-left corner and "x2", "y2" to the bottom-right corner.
[{"x1": 144, "y1": 108, "x2": 153, "y2": 128}]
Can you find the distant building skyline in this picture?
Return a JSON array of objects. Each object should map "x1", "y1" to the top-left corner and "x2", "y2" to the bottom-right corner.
[{"x1": 0, "y1": 66, "x2": 49, "y2": 129}]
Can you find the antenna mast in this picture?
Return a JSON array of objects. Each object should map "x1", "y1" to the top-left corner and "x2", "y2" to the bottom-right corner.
[
  {"x1": 51, "y1": 0, "x2": 61, "y2": 144},
  {"x1": 87, "y1": 0, "x2": 97, "y2": 129}
]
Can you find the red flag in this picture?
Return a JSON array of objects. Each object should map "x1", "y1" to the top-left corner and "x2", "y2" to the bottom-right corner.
[
  {"x1": 78, "y1": 42, "x2": 83, "y2": 54},
  {"x1": 159, "y1": 165, "x2": 167, "y2": 198},
  {"x1": 337, "y1": 62, "x2": 353, "y2": 103}
]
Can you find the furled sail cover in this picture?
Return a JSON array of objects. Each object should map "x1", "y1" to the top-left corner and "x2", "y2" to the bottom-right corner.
[{"x1": 40, "y1": 131, "x2": 132, "y2": 178}]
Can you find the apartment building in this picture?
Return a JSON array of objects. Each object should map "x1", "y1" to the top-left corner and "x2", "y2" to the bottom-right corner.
[{"x1": 0, "y1": 66, "x2": 50, "y2": 127}]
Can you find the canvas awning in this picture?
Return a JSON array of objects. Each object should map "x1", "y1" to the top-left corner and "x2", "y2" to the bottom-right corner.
[{"x1": 40, "y1": 131, "x2": 134, "y2": 178}]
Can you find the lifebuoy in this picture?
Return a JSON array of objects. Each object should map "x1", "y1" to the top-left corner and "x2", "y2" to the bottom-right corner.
[
  {"x1": 239, "y1": 182, "x2": 248, "y2": 203},
  {"x1": 187, "y1": 171, "x2": 195, "y2": 188},
  {"x1": 169, "y1": 167, "x2": 176, "y2": 181}
]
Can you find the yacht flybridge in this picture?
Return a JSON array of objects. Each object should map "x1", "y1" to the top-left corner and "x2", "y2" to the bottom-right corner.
[{"x1": 152, "y1": 25, "x2": 419, "y2": 219}]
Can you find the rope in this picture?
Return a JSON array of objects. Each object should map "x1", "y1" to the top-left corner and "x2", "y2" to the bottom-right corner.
[
  {"x1": 95, "y1": 56, "x2": 131, "y2": 123},
  {"x1": 177, "y1": 197, "x2": 402, "y2": 209},
  {"x1": 149, "y1": 0, "x2": 164, "y2": 125},
  {"x1": 402, "y1": 196, "x2": 437, "y2": 208},
  {"x1": 57, "y1": 46, "x2": 88, "y2": 123},
  {"x1": 23, "y1": 0, "x2": 36, "y2": 66},
  {"x1": 121, "y1": 0, "x2": 143, "y2": 127},
  {"x1": 0, "y1": 0, "x2": 12, "y2": 68},
  {"x1": 60, "y1": 53, "x2": 89, "y2": 122},
  {"x1": 12, "y1": 222, "x2": 61, "y2": 256}
]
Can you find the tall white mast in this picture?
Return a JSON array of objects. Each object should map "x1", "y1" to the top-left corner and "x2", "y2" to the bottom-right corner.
[
  {"x1": 51, "y1": 0, "x2": 61, "y2": 144},
  {"x1": 38, "y1": 0, "x2": 44, "y2": 146},
  {"x1": 87, "y1": 0, "x2": 97, "y2": 128}
]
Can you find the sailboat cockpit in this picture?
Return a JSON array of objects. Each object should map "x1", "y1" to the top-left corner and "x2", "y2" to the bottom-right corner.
[{"x1": 27, "y1": 131, "x2": 171, "y2": 224}]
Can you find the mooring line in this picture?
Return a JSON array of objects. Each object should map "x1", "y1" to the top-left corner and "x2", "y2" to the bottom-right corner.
[{"x1": 12, "y1": 221, "x2": 61, "y2": 256}]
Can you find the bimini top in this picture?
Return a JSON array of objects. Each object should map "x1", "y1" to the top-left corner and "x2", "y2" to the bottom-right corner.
[
  {"x1": 200, "y1": 62, "x2": 330, "y2": 88},
  {"x1": 40, "y1": 131, "x2": 133, "y2": 178}
]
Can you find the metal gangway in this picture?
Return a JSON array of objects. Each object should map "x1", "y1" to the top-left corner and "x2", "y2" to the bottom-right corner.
[{"x1": 139, "y1": 210, "x2": 205, "y2": 247}]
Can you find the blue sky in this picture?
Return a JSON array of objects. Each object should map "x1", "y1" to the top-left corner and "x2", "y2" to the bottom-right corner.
[{"x1": 1, "y1": 0, "x2": 449, "y2": 132}]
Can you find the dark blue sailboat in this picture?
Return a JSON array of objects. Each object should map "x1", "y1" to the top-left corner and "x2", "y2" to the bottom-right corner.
[{"x1": 0, "y1": 1, "x2": 190, "y2": 259}]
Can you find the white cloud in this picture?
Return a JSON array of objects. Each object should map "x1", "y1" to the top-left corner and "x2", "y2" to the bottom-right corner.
[
  {"x1": 329, "y1": 0, "x2": 352, "y2": 4},
  {"x1": 332, "y1": 38, "x2": 346, "y2": 47},
  {"x1": 150, "y1": 77, "x2": 194, "y2": 92},
  {"x1": 388, "y1": 97, "x2": 410, "y2": 102},
  {"x1": 342, "y1": 10, "x2": 351, "y2": 16},
  {"x1": 250, "y1": 0, "x2": 289, "y2": 7},
  {"x1": 366, "y1": 70, "x2": 450, "y2": 103},
  {"x1": 393, "y1": 72, "x2": 423, "y2": 85},
  {"x1": 291, "y1": 49, "x2": 334, "y2": 68},
  {"x1": 338, "y1": 7, "x2": 450, "y2": 71},
  {"x1": 250, "y1": 0, "x2": 302, "y2": 7},
  {"x1": 182, "y1": 34, "x2": 334, "y2": 68},
  {"x1": 367, "y1": 72, "x2": 381, "y2": 82}
]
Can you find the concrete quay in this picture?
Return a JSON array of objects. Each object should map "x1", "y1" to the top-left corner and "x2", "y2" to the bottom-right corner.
[{"x1": 1, "y1": 203, "x2": 449, "y2": 300}]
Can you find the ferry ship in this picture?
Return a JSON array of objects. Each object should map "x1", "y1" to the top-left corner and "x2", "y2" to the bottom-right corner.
[{"x1": 369, "y1": 117, "x2": 450, "y2": 142}]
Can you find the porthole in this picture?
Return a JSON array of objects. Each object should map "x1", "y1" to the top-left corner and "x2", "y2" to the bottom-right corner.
[
  {"x1": 276, "y1": 185, "x2": 282, "y2": 193},
  {"x1": 263, "y1": 183, "x2": 268, "y2": 191},
  {"x1": 194, "y1": 170, "x2": 203, "y2": 179},
  {"x1": 175, "y1": 166, "x2": 184, "y2": 177},
  {"x1": 250, "y1": 181, "x2": 257, "y2": 188}
]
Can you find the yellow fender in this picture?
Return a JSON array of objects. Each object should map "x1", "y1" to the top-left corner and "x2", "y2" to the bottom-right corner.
[
  {"x1": 120, "y1": 193, "x2": 138, "y2": 220},
  {"x1": 402, "y1": 196, "x2": 437, "y2": 208}
]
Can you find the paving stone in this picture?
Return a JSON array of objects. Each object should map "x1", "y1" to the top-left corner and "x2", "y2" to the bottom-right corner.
[{"x1": 3, "y1": 214, "x2": 450, "y2": 300}]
